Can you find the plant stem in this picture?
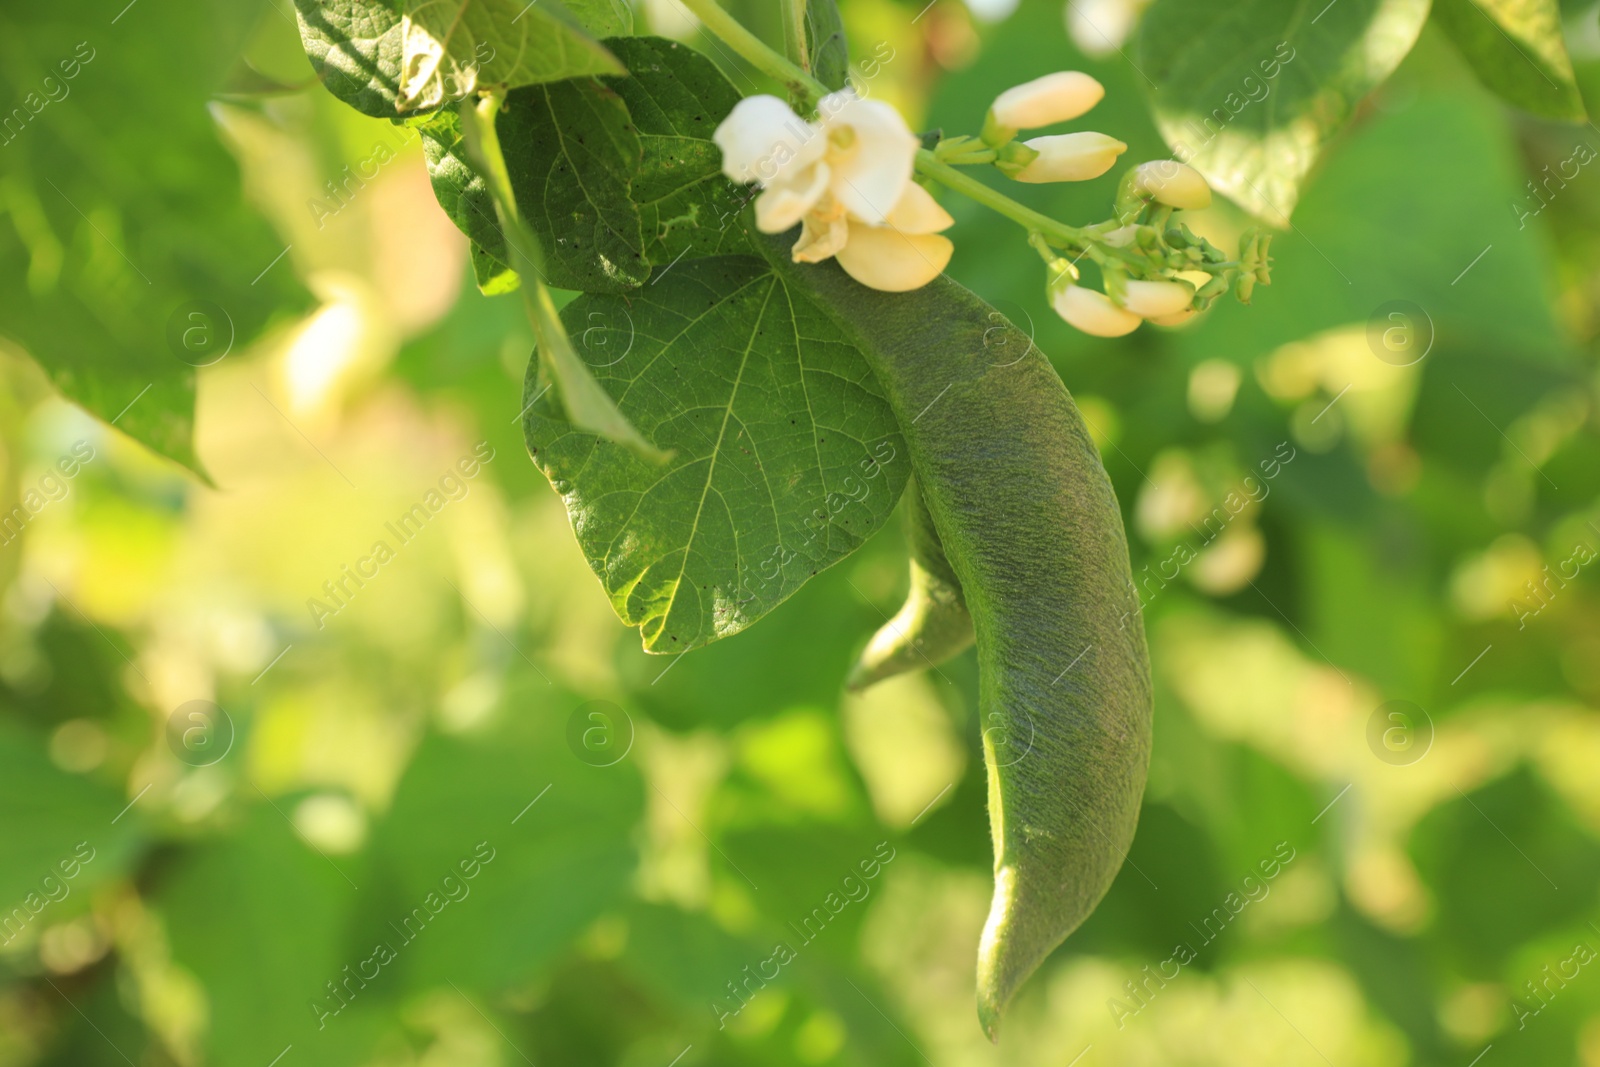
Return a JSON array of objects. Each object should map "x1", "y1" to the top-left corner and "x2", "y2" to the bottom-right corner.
[
  {"x1": 677, "y1": 0, "x2": 1110, "y2": 250},
  {"x1": 914, "y1": 151, "x2": 1088, "y2": 247},
  {"x1": 676, "y1": 0, "x2": 1195, "y2": 280},
  {"x1": 676, "y1": 0, "x2": 824, "y2": 104},
  {"x1": 458, "y1": 95, "x2": 666, "y2": 461},
  {"x1": 780, "y1": 0, "x2": 810, "y2": 74}
]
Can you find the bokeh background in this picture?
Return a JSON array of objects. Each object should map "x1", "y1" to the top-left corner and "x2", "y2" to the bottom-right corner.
[{"x1": 5, "y1": 0, "x2": 1600, "y2": 1064}]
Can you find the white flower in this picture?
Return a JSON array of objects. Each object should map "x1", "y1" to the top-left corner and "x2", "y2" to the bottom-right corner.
[
  {"x1": 1053, "y1": 285, "x2": 1141, "y2": 337},
  {"x1": 1012, "y1": 132, "x2": 1126, "y2": 183},
  {"x1": 990, "y1": 72, "x2": 1104, "y2": 130},
  {"x1": 835, "y1": 183, "x2": 954, "y2": 292},
  {"x1": 1130, "y1": 160, "x2": 1211, "y2": 209},
  {"x1": 715, "y1": 91, "x2": 948, "y2": 291},
  {"x1": 1119, "y1": 279, "x2": 1194, "y2": 318},
  {"x1": 1065, "y1": 0, "x2": 1151, "y2": 58}
]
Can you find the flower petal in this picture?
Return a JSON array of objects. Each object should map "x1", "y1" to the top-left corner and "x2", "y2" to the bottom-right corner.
[
  {"x1": 990, "y1": 72, "x2": 1104, "y2": 130},
  {"x1": 885, "y1": 182, "x2": 954, "y2": 235},
  {"x1": 1131, "y1": 160, "x2": 1212, "y2": 209},
  {"x1": 1012, "y1": 132, "x2": 1126, "y2": 183},
  {"x1": 1052, "y1": 285, "x2": 1141, "y2": 337},
  {"x1": 1119, "y1": 279, "x2": 1194, "y2": 318},
  {"x1": 792, "y1": 212, "x2": 849, "y2": 263},
  {"x1": 836, "y1": 223, "x2": 952, "y2": 292},
  {"x1": 755, "y1": 162, "x2": 829, "y2": 233},
  {"x1": 1147, "y1": 307, "x2": 1200, "y2": 327},
  {"x1": 713, "y1": 94, "x2": 825, "y2": 186},
  {"x1": 818, "y1": 92, "x2": 917, "y2": 225}
]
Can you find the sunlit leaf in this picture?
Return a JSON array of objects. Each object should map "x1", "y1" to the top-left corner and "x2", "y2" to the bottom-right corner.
[
  {"x1": 368, "y1": 677, "x2": 644, "y2": 994},
  {"x1": 604, "y1": 36, "x2": 758, "y2": 266},
  {"x1": 1431, "y1": 0, "x2": 1585, "y2": 121},
  {"x1": 294, "y1": 0, "x2": 408, "y2": 117},
  {"x1": 1137, "y1": 0, "x2": 1431, "y2": 222},
  {"x1": 0, "y1": 0, "x2": 306, "y2": 476},
  {"x1": 523, "y1": 255, "x2": 909, "y2": 653},
  {"x1": 499, "y1": 77, "x2": 649, "y2": 290},
  {"x1": 563, "y1": 0, "x2": 633, "y2": 36},
  {"x1": 397, "y1": 0, "x2": 622, "y2": 111}
]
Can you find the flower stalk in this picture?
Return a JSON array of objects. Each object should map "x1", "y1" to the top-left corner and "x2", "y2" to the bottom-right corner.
[{"x1": 678, "y1": 0, "x2": 1269, "y2": 327}]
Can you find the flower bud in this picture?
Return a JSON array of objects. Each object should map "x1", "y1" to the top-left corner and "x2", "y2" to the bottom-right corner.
[
  {"x1": 1147, "y1": 307, "x2": 1199, "y2": 327},
  {"x1": 1102, "y1": 224, "x2": 1139, "y2": 247},
  {"x1": 1011, "y1": 132, "x2": 1126, "y2": 184},
  {"x1": 1053, "y1": 284, "x2": 1141, "y2": 337},
  {"x1": 1119, "y1": 279, "x2": 1194, "y2": 318},
  {"x1": 990, "y1": 72, "x2": 1105, "y2": 131},
  {"x1": 1130, "y1": 160, "x2": 1211, "y2": 209}
]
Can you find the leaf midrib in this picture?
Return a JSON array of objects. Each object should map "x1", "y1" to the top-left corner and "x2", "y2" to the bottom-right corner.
[{"x1": 651, "y1": 275, "x2": 781, "y2": 645}]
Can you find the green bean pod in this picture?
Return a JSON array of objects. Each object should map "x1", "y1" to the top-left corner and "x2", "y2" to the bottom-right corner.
[
  {"x1": 765, "y1": 244, "x2": 1152, "y2": 1040},
  {"x1": 845, "y1": 480, "x2": 974, "y2": 691}
]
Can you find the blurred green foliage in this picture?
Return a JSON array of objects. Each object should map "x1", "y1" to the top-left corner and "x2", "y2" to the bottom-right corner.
[{"x1": 5, "y1": 0, "x2": 1600, "y2": 1065}]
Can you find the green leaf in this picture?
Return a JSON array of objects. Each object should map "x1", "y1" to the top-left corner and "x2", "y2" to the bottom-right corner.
[
  {"x1": 499, "y1": 77, "x2": 650, "y2": 290},
  {"x1": 417, "y1": 109, "x2": 510, "y2": 271},
  {"x1": 1137, "y1": 0, "x2": 1431, "y2": 222},
  {"x1": 397, "y1": 0, "x2": 623, "y2": 111},
  {"x1": 529, "y1": 276, "x2": 670, "y2": 460},
  {"x1": 158, "y1": 807, "x2": 383, "y2": 1067},
  {"x1": 414, "y1": 108, "x2": 521, "y2": 294},
  {"x1": 0, "y1": 1, "x2": 307, "y2": 476},
  {"x1": 804, "y1": 0, "x2": 850, "y2": 92},
  {"x1": 563, "y1": 0, "x2": 634, "y2": 37},
  {"x1": 522, "y1": 255, "x2": 909, "y2": 653},
  {"x1": 604, "y1": 37, "x2": 758, "y2": 266},
  {"x1": 0, "y1": 719, "x2": 144, "y2": 923},
  {"x1": 367, "y1": 676, "x2": 643, "y2": 994},
  {"x1": 293, "y1": 0, "x2": 408, "y2": 117},
  {"x1": 421, "y1": 37, "x2": 752, "y2": 290},
  {"x1": 472, "y1": 242, "x2": 519, "y2": 292},
  {"x1": 1431, "y1": 0, "x2": 1585, "y2": 121},
  {"x1": 453, "y1": 94, "x2": 665, "y2": 457}
]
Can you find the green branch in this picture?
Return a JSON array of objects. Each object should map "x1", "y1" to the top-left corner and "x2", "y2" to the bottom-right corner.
[
  {"x1": 676, "y1": 0, "x2": 824, "y2": 106},
  {"x1": 780, "y1": 0, "x2": 810, "y2": 74}
]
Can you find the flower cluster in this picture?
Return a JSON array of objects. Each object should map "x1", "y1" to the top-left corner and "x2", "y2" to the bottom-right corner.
[
  {"x1": 712, "y1": 68, "x2": 1270, "y2": 328},
  {"x1": 714, "y1": 90, "x2": 952, "y2": 293}
]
